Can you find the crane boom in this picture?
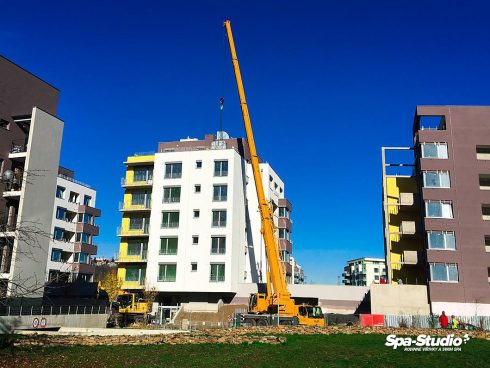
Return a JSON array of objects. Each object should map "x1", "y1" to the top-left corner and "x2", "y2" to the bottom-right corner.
[{"x1": 224, "y1": 20, "x2": 290, "y2": 301}]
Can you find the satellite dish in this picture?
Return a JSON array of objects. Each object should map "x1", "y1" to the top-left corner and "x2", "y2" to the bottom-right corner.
[
  {"x1": 2, "y1": 170, "x2": 14, "y2": 182},
  {"x1": 217, "y1": 131, "x2": 230, "y2": 140}
]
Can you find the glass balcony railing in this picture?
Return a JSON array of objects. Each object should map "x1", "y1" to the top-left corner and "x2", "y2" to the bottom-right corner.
[
  {"x1": 118, "y1": 200, "x2": 151, "y2": 211},
  {"x1": 117, "y1": 223, "x2": 150, "y2": 236}
]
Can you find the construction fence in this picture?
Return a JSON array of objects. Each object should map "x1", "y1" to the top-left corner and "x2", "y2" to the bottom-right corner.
[
  {"x1": 0, "y1": 305, "x2": 109, "y2": 317},
  {"x1": 384, "y1": 314, "x2": 490, "y2": 331}
]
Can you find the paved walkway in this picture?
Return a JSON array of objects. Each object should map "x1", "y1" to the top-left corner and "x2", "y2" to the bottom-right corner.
[{"x1": 16, "y1": 327, "x2": 188, "y2": 336}]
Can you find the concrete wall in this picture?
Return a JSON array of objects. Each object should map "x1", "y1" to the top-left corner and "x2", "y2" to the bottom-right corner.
[
  {"x1": 370, "y1": 284, "x2": 430, "y2": 315},
  {"x1": 233, "y1": 283, "x2": 369, "y2": 314},
  {"x1": 1, "y1": 313, "x2": 107, "y2": 330},
  {"x1": 9, "y1": 108, "x2": 63, "y2": 299}
]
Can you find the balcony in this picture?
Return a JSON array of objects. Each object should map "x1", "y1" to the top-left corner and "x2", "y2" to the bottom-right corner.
[
  {"x1": 283, "y1": 262, "x2": 292, "y2": 276},
  {"x1": 402, "y1": 250, "x2": 419, "y2": 265},
  {"x1": 116, "y1": 251, "x2": 148, "y2": 263},
  {"x1": 399, "y1": 193, "x2": 419, "y2": 208},
  {"x1": 400, "y1": 221, "x2": 418, "y2": 236},
  {"x1": 71, "y1": 262, "x2": 95, "y2": 274},
  {"x1": 2, "y1": 172, "x2": 23, "y2": 198},
  {"x1": 121, "y1": 280, "x2": 145, "y2": 289},
  {"x1": 279, "y1": 239, "x2": 292, "y2": 254},
  {"x1": 119, "y1": 200, "x2": 151, "y2": 212},
  {"x1": 8, "y1": 139, "x2": 27, "y2": 161},
  {"x1": 278, "y1": 217, "x2": 292, "y2": 231},
  {"x1": 117, "y1": 224, "x2": 150, "y2": 237},
  {"x1": 78, "y1": 204, "x2": 101, "y2": 217},
  {"x1": 76, "y1": 222, "x2": 99, "y2": 236},
  {"x1": 73, "y1": 242, "x2": 97, "y2": 255},
  {"x1": 121, "y1": 178, "x2": 153, "y2": 188},
  {"x1": 0, "y1": 213, "x2": 17, "y2": 235}
]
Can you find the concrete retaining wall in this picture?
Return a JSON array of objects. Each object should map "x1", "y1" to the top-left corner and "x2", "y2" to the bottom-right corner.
[
  {"x1": 1, "y1": 313, "x2": 108, "y2": 330},
  {"x1": 370, "y1": 284, "x2": 430, "y2": 315}
]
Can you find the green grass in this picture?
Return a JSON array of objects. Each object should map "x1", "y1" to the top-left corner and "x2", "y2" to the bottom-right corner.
[{"x1": 1, "y1": 334, "x2": 489, "y2": 368}]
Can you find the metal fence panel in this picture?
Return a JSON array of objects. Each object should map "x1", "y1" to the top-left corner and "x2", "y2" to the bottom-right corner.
[{"x1": 384, "y1": 314, "x2": 490, "y2": 331}]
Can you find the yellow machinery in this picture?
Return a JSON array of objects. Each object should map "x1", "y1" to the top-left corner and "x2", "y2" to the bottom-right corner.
[
  {"x1": 114, "y1": 291, "x2": 150, "y2": 326},
  {"x1": 224, "y1": 21, "x2": 325, "y2": 327}
]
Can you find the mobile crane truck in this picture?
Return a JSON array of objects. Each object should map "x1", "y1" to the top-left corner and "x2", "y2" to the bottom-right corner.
[{"x1": 224, "y1": 21, "x2": 325, "y2": 327}]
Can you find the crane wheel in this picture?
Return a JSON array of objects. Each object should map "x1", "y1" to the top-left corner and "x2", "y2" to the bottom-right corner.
[
  {"x1": 257, "y1": 319, "x2": 269, "y2": 326},
  {"x1": 244, "y1": 319, "x2": 256, "y2": 326},
  {"x1": 279, "y1": 320, "x2": 292, "y2": 326}
]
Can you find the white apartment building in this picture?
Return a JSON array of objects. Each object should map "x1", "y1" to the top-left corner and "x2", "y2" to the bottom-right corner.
[
  {"x1": 342, "y1": 257, "x2": 386, "y2": 286},
  {"x1": 46, "y1": 167, "x2": 100, "y2": 283},
  {"x1": 117, "y1": 132, "x2": 301, "y2": 304}
]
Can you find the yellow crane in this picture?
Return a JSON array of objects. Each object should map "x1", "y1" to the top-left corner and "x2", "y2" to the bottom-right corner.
[{"x1": 224, "y1": 20, "x2": 325, "y2": 327}]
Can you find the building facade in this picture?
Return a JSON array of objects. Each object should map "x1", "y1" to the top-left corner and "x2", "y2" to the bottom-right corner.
[
  {"x1": 117, "y1": 133, "x2": 301, "y2": 304},
  {"x1": 342, "y1": 257, "x2": 386, "y2": 286},
  {"x1": 382, "y1": 106, "x2": 490, "y2": 316},
  {"x1": 47, "y1": 167, "x2": 100, "y2": 283}
]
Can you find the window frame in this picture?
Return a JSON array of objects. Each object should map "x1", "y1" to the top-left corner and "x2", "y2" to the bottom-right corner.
[
  {"x1": 425, "y1": 200, "x2": 453, "y2": 219},
  {"x1": 210, "y1": 263, "x2": 225, "y2": 282},
  {"x1": 427, "y1": 231, "x2": 456, "y2": 250},
  {"x1": 160, "y1": 237, "x2": 178, "y2": 255},
  {"x1": 421, "y1": 142, "x2": 449, "y2": 159},
  {"x1": 158, "y1": 263, "x2": 177, "y2": 282},
  {"x1": 211, "y1": 236, "x2": 226, "y2": 254},
  {"x1": 161, "y1": 211, "x2": 180, "y2": 228},
  {"x1": 214, "y1": 160, "x2": 228, "y2": 177},
  {"x1": 213, "y1": 184, "x2": 228, "y2": 202},
  {"x1": 211, "y1": 210, "x2": 227, "y2": 227},
  {"x1": 429, "y1": 263, "x2": 459, "y2": 283},
  {"x1": 422, "y1": 170, "x2": 451, "y2": 188},
  {"x1": 164, "y1": 162, "x2": 182, "y2": 179}
]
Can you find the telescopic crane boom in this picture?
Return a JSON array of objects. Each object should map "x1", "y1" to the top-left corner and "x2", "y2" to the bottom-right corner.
[{"x1": 224, "y1": 20, "x2": 324, "y2": 326}]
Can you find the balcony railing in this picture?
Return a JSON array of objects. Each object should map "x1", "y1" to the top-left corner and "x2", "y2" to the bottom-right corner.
[
  {"x1": 119, "y1": 200, "x2": 151, "y2": 211},
  {"x1": 10, "y1": 139, "x2": 27, "y2": 154},
  {"x1": 161, "y1": 222, "x2": 179, "y2": 229},
  {"x1": 210, "y1": 275, "x2": 225, "y2": 282},
  {"x1": 0, "y1": 213, "x2": 17, "y2": 232},
  {"x1": 117, "y1": 223, "x2": 150, "y2": 236},
  {"x1": 117, "y1": 252, "x2": 148, "y2": 262},
  {"x1": 121, "y1": 178, "x2": 153, "y2": 187}
]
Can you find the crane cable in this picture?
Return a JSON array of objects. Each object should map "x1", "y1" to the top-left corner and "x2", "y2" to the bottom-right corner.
[{"x1": 218, "y1": 29, "x2": 227, "y2": 137}]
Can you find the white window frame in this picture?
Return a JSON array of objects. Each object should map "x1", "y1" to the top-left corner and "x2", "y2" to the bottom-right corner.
[
  {"x1": 429, "y1": 263, "x2": 459, "y2": 283},
  {"x1": 427, "y1": 231, "x2": 456, "y2": 250},
  {"x1": 211, "y1": 236, "x2": 226, "y2": 254},
  {"x1": 161, "y1": 211, "x2": 179, "y2": 228},
  {"x1": 213, "y1": 184, "x2": 228, "y2": 202},
  {"x1": 214, "y1": 160, "x2": 228, "y2": 177},
  {"x1": 158, "y1": 263, "x2": 177, "y2": 282},
  {"x1": 425, "y1": 200, "x2": 453, "y2": 219},
  {"x1": 164, "y1": 162, "x2": 182, "y2": 179},
  {"x1": 421, "y1": 142, "x2": 448, "y2": 159},
  {"x1": 423, "y1": 171, "x2": 451, "y2": 188},
  {"x1": 212, "y1": 210, "x2": 227, "y2": 227},
  {"x1": 160, "y1": 237, "x2": 178, "y2": 255}
]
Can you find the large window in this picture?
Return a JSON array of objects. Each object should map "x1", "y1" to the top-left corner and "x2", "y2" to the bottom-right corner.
[
  {"x1": 423, "y1": 171, "x2": 450, "y2": 188},
  {"x1": 281, "y1": 250, "x2": 290, "y2": 263},
  {"x1": 210, "y1": 263, "x2": 225, "y2": 282},
  {"x1": 421, "y1": 143, "x2": 448, "y2": 159},
  {"x1": 83, "y1": 195, "x2": 92, "y2": 206},
  {"x1": 430, "y1": 263, "x2": 459, "y2": 282},
  {"x1": 211, "y1": 236, "x2": 226, "y2": 254},
  {"x1": 213, "y1": 185, "x2": 228, "y2": 201},
  {"x1": 425, "y1": 201, "x2": 453, "y2": 218},
  {"x1": 427, "y1": 231, "x2": 456, "y2": 250},
  {"x1": 127, "y1": 240, "x2": 148, "y2": 258},
  {"x1": 75, "y1": 252, "x2": 89, "y2": 264},
  {"x1": 132, "y1": 191, "x2": 149, "y2": 206},
  {"x1": 56, "y1": 207, "x2": 66, "y2": 220},
  {"x1": 163, "y1": 187, "x2": 181, "y2": 203},
  {"x1": 125, "y1": 266, "x2": 145, "y2": 284},
  {"x1": 212, "y1": 210, "x2": 227, "y2": 227},
  {"x1": 162, "y1": 211, "x2": 180, "y2": 228},
  {"x1": 56, "y1": 186, "x2": 65, "y2": 199},
  {"x1": 278, "y1": 207, "x2": 289, "y2": 218},
  {"x1": 133, "y1": 167, "x2": 153, "y2": 182},
  {"x1": 165, "y1": 163, "x2": 182, "y2": 179},
  {"x1": 160, "y1": 237, "x2": 178, "y2": 255},
  {"x1": 129, "y1": 216, "x2": 146, "y2": 230},
  {"x1": 51, "y1": 249, "x2": 62, "y2": 262},
  {"x1": 158, "y1": 264, "x2": 177, "y2": 282},
  {"x1": 53, "y1": 227, "x2": 64, "y2": 241},
  {"x1": 214, "y1": 160, "x2": 228, "y2": 177},
  {"x1": 279, "y1": 228, "x2": 290, "y2": 240},
  {"x1": 78, "y1": 213, "x2": 93, "y2": 224},
  {"x1": 76, "y1": 232, "x2": 90, "y2": 244}
]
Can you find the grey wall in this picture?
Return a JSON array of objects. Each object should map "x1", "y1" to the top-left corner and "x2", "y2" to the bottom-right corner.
[
  {"x1": 1, "y1": 313, "x2": 107, "y2": 330},
  {"x1": 9, "y1": 107, "x2": 63, "y2": 299}
]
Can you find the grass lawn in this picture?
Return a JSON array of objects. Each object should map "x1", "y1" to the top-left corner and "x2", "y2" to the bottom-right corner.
[{"x1": 1, "y1": 334, "x2": 489, "y2": 368}]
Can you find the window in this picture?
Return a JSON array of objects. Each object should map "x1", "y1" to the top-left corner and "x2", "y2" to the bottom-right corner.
[
  {"x1": 192, "y1": 236, "x2": 199, "y2": 245},
  {"x1": 162, "y1": 211, "x2": 179, "y2": 228},
  {"x1": 191, "y1": 263, "x2": 198, "y2": 272},
  {"x1": 53, "y1": 227, "x2": 64, "y2": 241},
  {"x1": 158, "y1": 264, "x2": 177, "y2": 282},
  {"x1": 78, "y1": 213, "x2": 93, "y2": 224},
  {"x1": 482, "y1": 205, "x2": 490, "y2": 220},
  {"x1": 165, "y1": 163, "x2": 182, "y2": 179},
  {"x1": 133, "y1": 167, "x2": 153, "y2": 182},
  {"x1": 281, "y1": 250, "x2": 290, "y2": 263},
  {"x1": 278, "y1": 207, "x2": 288, "y2": 218},
  {"x1": 211, "y1": 236, "x2": 226, "y2": 254},
  {"x1": 212, "y1": 210, "x2": 227, "y2": 227},
  {"x1": 83, "y1": 195, "x2": 92, "y2": 206},
  {"x1": 163, "y1": 187, "x2": 181, "y2": 203},
  {"x1": 430, "y1": 263, "x2": 459, "y2": 282},
  {"x1": 75, "y1": 252, "x2": 89, "y2": 264},
  {"x1": 421, "y1": 143, "x2": 448, "y2": 159},
  {"x1": 423, "y1": 171, "x2": 450, "y2": 188},
  {"x1": 125, "y1": 266, "x2": 145, "y2": 284},
  {"x1": 193, "y1": 210, "x2": 200, "y2": 218},
  {"x1": 129, "y1": 216, "x2": 144, "y2": 230},
  {"x1": 210, "y1": 263, "x2": 225, "y2": 282},
  {"x1": 213, "y1": 185, "x2": 228, "y2": 201},
  {"x1": 127, "y1": 240, "x2": 148, "y2": 258},
  {"x1": 56, "y1": 207, "x2": 66, "y2": 220},
  {"x1": 480, "y1": 175, "x2": 490, "y2": 190},
  {"x1": 196, "y1": 161, "x2": 202, "y2": 169},
  {"x1": 427, "y1": 231, "x2": 456, "y2": 250},
  {"x1": 56, "y1": 186, "x2": 65, "y2": 199},
  {"x1": 485, "y1": 236, "x2": 490, "y2": 252},
  {"x1": 476, "y1": 146, "x2": 490, "y2": 160},
  {"x1": 69, "y1": 191, "x2": 79, "y2": 204},
  {"x1": 279, "y1": 228, "x2": 290, "y2": 240},
  {"x1": 425, "y1": 201, "x2": 453, "y2": 218},
  {"x1": 195, "y1": 184, "x2": 201, "y2": 193},
  {"x1": 374, "y1": 275, "x2": 380, "y2": 281},
  {"x1": 374, "y1": 268, "x2": 379, "y2": 273},
  {"x1": 76, "y1": 232, "x2": 90, "y2": 244},
  {"x1": 0, "y1": 119, "x2": 9, "y2": 130},
  {"x1": 214, "y1": 160, "x2": 228, "y2": 177},
  {"x1": 132, "y1": 191, "x2": 148, "y2": 205},
  {"x1": 160, "y1": 237, "x2": 178, "y2": 255},
  {"x1": 51, "y1": 249, "x2": 62, "y2": 262},
  {"x1": 0, "y1": 158, "x2": 3, "y2": 176}
]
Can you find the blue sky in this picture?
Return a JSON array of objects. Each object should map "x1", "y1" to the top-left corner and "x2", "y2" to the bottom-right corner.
[{"x1": 2, "y1": 1, "x2": 490, "y2": 284}]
